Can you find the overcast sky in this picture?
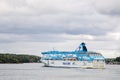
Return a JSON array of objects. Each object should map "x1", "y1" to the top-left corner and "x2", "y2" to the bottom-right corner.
[{"x1": 0, "y1": 0, "x2": 120, "y2": 58}]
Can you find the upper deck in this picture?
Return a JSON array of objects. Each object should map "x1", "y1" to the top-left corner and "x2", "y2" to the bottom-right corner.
[{"x1": 41, "y1": 42, "x2": 105, "y2": 61}]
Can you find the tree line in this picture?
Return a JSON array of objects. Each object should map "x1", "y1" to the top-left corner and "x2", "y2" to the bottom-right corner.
[
  {"x1": 0, "y1": 53, "x2": 41, "y2": 63},
  {"x1": 105, "y1": 56, "x2": 120, "y2": 64}
]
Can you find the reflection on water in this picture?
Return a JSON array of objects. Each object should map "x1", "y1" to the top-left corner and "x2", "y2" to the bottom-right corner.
[{"x1": 0, "y1": 63, "x2": 120, "y2": 80}]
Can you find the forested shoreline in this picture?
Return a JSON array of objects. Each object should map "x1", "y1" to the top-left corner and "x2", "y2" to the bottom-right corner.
[
  {"x1": 0, "y1": 53, "x2": 41, "y2": 63},
  {"x1": 105, "y1": 56, "x2": 120, "y2": 65}
]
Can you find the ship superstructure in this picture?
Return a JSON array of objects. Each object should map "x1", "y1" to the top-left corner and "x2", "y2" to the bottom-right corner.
[{"x1": 41, "y1": 42, "x2": 105, "y2": 69}]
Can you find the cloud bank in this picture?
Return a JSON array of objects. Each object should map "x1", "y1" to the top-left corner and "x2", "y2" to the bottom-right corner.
[{"x1": 0, "y1": 0, "x2": 120, "y2": 57}]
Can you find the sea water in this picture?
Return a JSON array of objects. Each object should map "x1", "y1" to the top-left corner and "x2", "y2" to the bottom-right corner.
[{"x1": 0, "y1": 63, "x2": 120, "y2": 80}]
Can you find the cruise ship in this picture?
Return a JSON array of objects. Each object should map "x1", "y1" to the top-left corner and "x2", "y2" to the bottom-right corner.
[{"x1": 41, "y1": 42, "x2": 105, "y2": 69}]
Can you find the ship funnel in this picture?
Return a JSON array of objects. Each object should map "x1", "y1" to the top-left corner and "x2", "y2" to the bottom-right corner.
[{"x1": 76, "y1": 42, "x2": 87, "y2": 52}]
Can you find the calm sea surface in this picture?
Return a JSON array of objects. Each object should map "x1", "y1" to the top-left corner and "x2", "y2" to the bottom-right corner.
[{"x1": 0, "y1": 63, "x2": 120, "y2": 80}]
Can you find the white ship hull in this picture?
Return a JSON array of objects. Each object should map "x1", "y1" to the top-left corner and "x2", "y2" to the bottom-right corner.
[{"x1": 42, "y1": 60, "x2": 105, "y2": 69}]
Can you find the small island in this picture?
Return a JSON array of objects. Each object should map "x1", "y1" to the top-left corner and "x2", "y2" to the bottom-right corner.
[{"x1": 0, "y1": 53, "x2": 41, "y2": 63}]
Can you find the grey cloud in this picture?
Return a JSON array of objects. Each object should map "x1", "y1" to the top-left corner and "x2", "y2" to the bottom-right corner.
[
  {"x1": 0, "y1": 0, "x2": 119, "y2": 42},
  {"x1": 0, "y1": 39, "x2": 15, "y2": 43},
  {"x1": 0, "y1": 0, "x2": 94, "y2": 16},
  {"x1": 0, "y1": 24, "x2": 113, "y2": 35},
  {"x1": 99, "y1": 9, "x2": 120, "y2": 16},
  {"x1": 0, "y1": 33, "x2": 67, "y2": 43},
  {"x1": 0, "y1": 14, "x2": 115, "y2": 36},
  {"x1": 93, "y1": 0, "x2": 120, "y2": 16}
]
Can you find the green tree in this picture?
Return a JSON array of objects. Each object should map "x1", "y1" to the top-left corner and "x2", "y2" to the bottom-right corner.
[{"x1": 0, "y1": 53, "x2": 41, "y2": 63}]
